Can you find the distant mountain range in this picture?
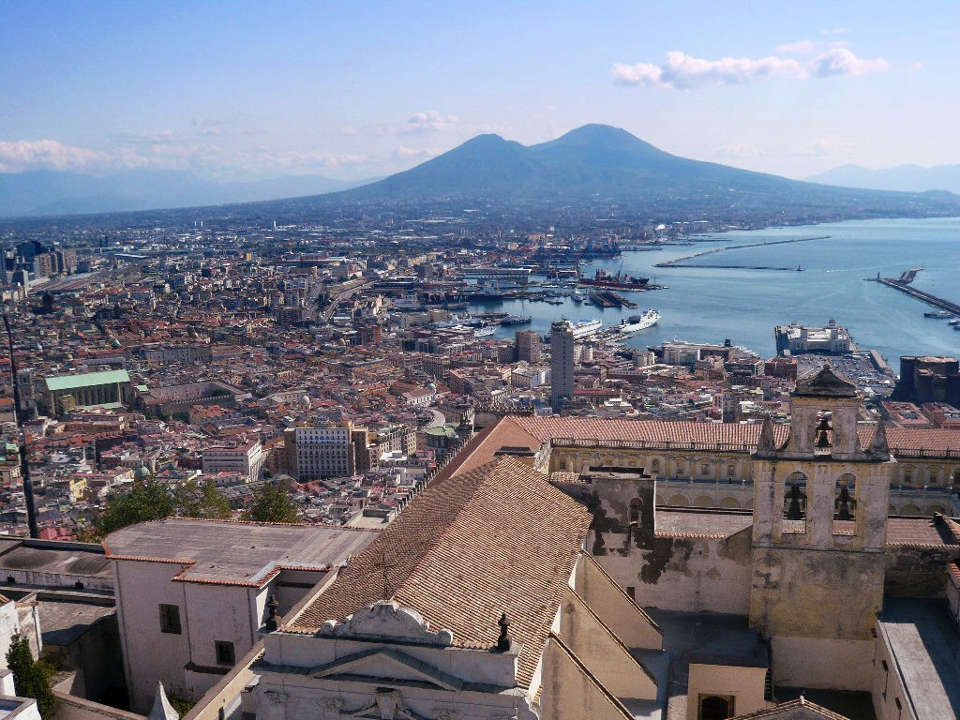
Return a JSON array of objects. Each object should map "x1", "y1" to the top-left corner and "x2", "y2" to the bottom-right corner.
[
  {"x1": 3, "y1": 125, "x2": 959, "y2": 222},
  {"x1": 807, "y1": 164, "x2": 960, "y2": 194},
  {"x1": 307, "y1": 124, "x2": 960, "y2": 220},
  {"x1": 0, "y1": 170, "x2": 370, "y2": 217}
]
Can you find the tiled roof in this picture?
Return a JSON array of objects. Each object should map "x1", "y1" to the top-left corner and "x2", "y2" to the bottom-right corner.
[
  {"x1": 729, "y1": 696, "x2": 851, "y2": 719},
  {"x1": 656, "y1": 509, "x2": 753, "y2": 539},
  {"x1": 457, "y1": 417, "x2": 960, "y2": 471},
  {"x1": 288, "y1": 456, "x2": 592, "y2": 690}
]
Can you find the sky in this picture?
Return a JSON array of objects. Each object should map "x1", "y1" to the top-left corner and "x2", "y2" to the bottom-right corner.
[{"x1": 2, "y1": 1, "x2": 958, "y2": 182}]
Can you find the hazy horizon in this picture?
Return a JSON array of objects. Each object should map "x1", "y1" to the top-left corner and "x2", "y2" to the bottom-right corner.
[{"x1": 3, "y1": 1, "x2": 959, "y2": 184}]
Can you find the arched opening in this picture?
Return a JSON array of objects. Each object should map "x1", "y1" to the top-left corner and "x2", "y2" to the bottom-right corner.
[
  {"x1": 720, "y1": 497, "x2": 740, "y2": 509},
  {"x1": 951, "y1": 468, "x2": 960, "y2": 488},
  {"x1": 629, "y1": 498, "x2": 642, "y2": 524},
  {"x1": 699, "y1": 694, "x2": 733, "y2": 720},
  {"x1": 667, "y1": 494, "x2": 689, "y2": 506},
  {"x1": 835, "y1": 473, "x2": 857, "y2": 522},
  {"x1": 783, "y1": 471, "x2": 807, "y2": 532},
  {"x1": 651, "y1": 458, "x2": 661, "y2": 474},
  {"x1": 813, "y1": 410, "x2": 833, "y2": 455}
]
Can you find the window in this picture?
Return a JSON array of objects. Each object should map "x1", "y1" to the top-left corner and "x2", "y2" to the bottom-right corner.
[
  {"x1": 626, "y1": 586, "x2": 636, "y2": 600},
  {"x1": 783, "y1": 472, "x2": 808, "y2": 530},
  {"x1": 881, "y1": 659, "x2": 889, "y2": 698},
  {"x1": 215, "y1": 640, "x2": 236, "y2": 666},
  {"x1": 701, "y1": 464, "x2": 710, "y2": 475},
  {"x1": 727, "y1": 464, "x2": 735, "y2": 477},
  {"x1": 699, "y1": 694, "x2": 734, "y2": 720},
  {"x1": 159, "y1": 604, "x2": 181, "y2": 634}
]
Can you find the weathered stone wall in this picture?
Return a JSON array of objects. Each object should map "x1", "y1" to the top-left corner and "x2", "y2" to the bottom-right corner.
[
  {"x1": 595, "y1": 528, "x2": 753, "y2": 615},
  {"x1": 884, "y1": 545, "x2": 956, "y2": 598}
]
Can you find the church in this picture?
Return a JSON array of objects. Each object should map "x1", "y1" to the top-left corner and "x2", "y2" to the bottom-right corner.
[{"x1": 167, "y1": 367, "x2": 960, "y2": 719}]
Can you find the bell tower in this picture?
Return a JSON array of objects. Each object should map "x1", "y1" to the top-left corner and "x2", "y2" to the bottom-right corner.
[{"x1": 749, "y1": 364, "x2": 894, "y2": 689}]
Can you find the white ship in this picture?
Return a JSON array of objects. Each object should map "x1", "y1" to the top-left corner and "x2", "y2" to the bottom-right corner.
[
  {"x1": 572, "y1": 318, "x2": 603, "y2": 339},
  {"x1": 617, "y1": 309, "x2": 661, "y2": 337},
  {"x1": 474, "y1": 324, "x2": 497, "y2": 338}
]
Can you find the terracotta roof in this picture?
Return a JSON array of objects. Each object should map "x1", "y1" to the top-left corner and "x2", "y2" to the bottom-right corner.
[
  {"x1": 454, "y1": 417, "x2": 960, "y2": 472},
  {"x1": 656, "y1": 509, "x2": 753, "y2": 538},
  {"x1": 730, "y1": 696, "x2": 851, "y2": 719},
  {"x1": 288, "y1": 456, "x2": 592, "y2": 690},
  {"x1": 886, "y1": 516, "x2": 960, "y2": 547}
]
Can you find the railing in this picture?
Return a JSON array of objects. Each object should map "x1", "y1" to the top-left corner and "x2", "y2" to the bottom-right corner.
[{"x1": 551, "y1": 437, "x2": 755, "y2": 453}]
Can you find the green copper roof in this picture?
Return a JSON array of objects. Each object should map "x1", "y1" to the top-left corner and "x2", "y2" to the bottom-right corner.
[{"x1": 45, "y1": 369, "x2": 131, "y2": 392}]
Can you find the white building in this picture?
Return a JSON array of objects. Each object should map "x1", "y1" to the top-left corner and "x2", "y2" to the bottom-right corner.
[
  {"x1": 202, "y1": 440, "x2": 265, "y2": 484},
  {"x1": 104, "y1": 518, "x2": 377, "y2": 712},
  {"x1": 295, "y1": 425, "x2": 354, "y2": 480}
]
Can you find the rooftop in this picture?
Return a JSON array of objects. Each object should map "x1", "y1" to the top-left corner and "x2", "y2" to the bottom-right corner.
[
  {"x1": 878, "y1": 598, "x2": 960, "y2": 720},
  {"x1": 44, "y1": 369, "x2": 131, "y2": 392},
  {"x1": 104, "y1": 518, "x2": 378, "y2": 586},
  {"x1": 287, "y1": 456, "x2": 592, "y2": 690}
]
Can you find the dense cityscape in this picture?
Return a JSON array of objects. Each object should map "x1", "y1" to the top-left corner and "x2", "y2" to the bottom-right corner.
[{"x1": 2, "y1": 4, "x2": 960, "y2": 720}]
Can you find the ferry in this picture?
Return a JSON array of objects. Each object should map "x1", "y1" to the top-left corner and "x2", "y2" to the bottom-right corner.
[
  {"x1": 572, "y1": 318, "x2": 603, "y2": 340},
  {"x1": 474, "y1": 325, "x2": 497, "y2": 338},
  {"x1": 617, "y1": 309, "x2": 661, "y2": 337}
]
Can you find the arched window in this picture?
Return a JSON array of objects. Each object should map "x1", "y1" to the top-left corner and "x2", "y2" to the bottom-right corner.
[
  {"x1": 835, "y1": 473, "x2": 857, "y2": 522},
  {"x1": 783, "y1": 471, "x2": 807, "y2": 530},
  {"x1": 629, "y1": 498, "x2": 642, "y2": 524},
  {"x1": 699, "y1": 695, "x2": 734, "y2": 720},
  {"x1": 651, "y1": 458, "x2": 660, "y2": 473}
]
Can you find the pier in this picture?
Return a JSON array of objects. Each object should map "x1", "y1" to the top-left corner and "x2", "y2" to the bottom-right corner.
[
  {"x1": 869, "y1": 272, "x2": 960, "y2": 316},
  {"x1": 655, "y1": 235, "x2": 830, "y2": 269}
]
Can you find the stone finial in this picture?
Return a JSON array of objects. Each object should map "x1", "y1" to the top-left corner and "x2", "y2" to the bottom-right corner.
[
  {"x1": 868, "y1": 419, "x2": 890, "y2": 457},
  {"x1": 756, "y1": 416, "x2": 776, "y2": 456},
  {"x1": 148, "y1": 682, "x2": 179, "y2": 720},
  {"x1": 496, "y1": 612, "x2": 511, "y2": 652},
  {"x1": 265, "y1": 594, "x2": 279, "y2": 632}
]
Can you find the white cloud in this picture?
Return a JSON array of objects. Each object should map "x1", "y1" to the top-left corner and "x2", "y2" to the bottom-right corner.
[
  {"x1": 401, "y1": 111, "x2": 459, "y2": 134},
  {"x1": 808, "y1": 47, "x2": 889, "y2": 77},
  {"x1": 393, "y1": 145, "x2": 441, "y2": 160},
  {"x1": 0, "y1": 139, "x2": 111, "y2": 173},
  {"x1": 797, "y1": 138, "x2": 855, "y2": 157},
  {"x1": 613, "y1": 47, "x2": 889, "y2": 89},
  {"x1": 912, "y1": 61, "x2": 924, "y2": 71}
]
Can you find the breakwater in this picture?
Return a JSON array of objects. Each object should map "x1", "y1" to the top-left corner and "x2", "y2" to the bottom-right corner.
[{"x1": 655, "y1": 235, "x2": 830, "y2": 269}]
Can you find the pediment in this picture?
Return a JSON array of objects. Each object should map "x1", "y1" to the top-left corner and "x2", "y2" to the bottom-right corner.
[
  {"x1": 321, "y1": 601, "x2": 454, "y2": 647},
  {"x1": 311, "y1": 647, "x2": 463, "y2": 691}
]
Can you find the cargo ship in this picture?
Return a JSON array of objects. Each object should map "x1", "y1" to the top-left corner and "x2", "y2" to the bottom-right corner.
[
  {"x1": 578, "y1": 268, "x2": 649, "y2": 290},
  {"x1": 617, "y1": 309, "x2": 661, "y2": 337}
]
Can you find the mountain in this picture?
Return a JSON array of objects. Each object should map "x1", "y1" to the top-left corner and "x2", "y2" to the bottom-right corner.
[
  {"x1": 0, "y1": 169, "x2": 370, "y2": 217},
  {"x1": 808, "y1": 163, "x2": 960, "y2": 194},
  {"x1": 313, "y1": 124, "x2": 960, "y2": 220}
]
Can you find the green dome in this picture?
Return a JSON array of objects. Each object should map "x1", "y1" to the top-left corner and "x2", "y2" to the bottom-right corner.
[{"x1": 134, "y1": 465, "x2": 152, "y2": 481}]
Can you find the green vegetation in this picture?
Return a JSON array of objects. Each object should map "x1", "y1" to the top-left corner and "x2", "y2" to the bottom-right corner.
[
  {"x1": 6, "y1": 634, "x2": 56, "y2": 718},
  {"x1": 245, "y1": 482, "x2": 299, "y2": 523},
  {"x1": 81, "y1": 476, "x2": 232, "y2": 540}
]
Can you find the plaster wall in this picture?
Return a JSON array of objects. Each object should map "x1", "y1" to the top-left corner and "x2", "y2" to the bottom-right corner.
[
  {"x1": 686, "y1": 663, "x2": 768, "y2": 720},
  {"x1": 871, "y1": 630, "x2": 916, "y2": 720},
  {"x1": 595, "y1": 529, "x2": 753, "y2": 615},
  {"x1": 771, "y1": 636, "x2": 874, "y2": 691},
  {"x1": 558, "y1": 587, "x2": 656, "y2": 700},
  {"x1": 540, "y1": 637, "x2": 631, "y2": 720},
  {"x1": 0, "y1": 600, "x2": 20, "y2": 670}
]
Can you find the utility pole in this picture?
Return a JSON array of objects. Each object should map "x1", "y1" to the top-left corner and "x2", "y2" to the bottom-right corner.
[{"x1": 3, "y1": 310, "x2": 38, "y2": 538}]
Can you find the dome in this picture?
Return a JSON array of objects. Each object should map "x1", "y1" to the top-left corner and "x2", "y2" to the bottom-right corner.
[{"x1": 134, "y1": 465, "x2": 152, "y2": 481}]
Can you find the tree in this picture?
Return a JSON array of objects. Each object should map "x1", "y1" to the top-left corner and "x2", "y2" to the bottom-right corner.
[
  {"x1": 6, "y1": 634, "x2": 56, "y2": 718},
  {"x1": 245, "y1": 483, "x2": 299, "y2": 523},
  {"x1": 173, "y1": 479, "x2": 231, "y2": 519},
  {"x1": 90, "y1": 478, "x2": 175, "y2": 538}
]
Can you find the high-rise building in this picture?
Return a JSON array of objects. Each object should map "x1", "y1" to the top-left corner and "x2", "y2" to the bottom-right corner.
[
  {"x1": 550, "y1": 320, "x2": 574, "y2": 411},
  {"x1": 515, "y1": 330, "x2": 542, "y2": 363},
  {"x1": 294, "y1": 424, "x2": 355, "y2": 479}
]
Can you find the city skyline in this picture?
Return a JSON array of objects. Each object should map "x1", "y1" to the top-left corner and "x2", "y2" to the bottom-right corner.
[{"x1": 2, "y1": 1, "x2": 959, "y2": 183}]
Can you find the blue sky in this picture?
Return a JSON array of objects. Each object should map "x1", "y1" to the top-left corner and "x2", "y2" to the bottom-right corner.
[{"x1": 1, "y1": 1, "x2": 958, "y2": 180}]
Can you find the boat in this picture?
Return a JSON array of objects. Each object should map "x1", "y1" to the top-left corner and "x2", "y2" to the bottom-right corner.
[
  {"x1": 578, "y1": 268, "x2": 649, "y2": 290},
  {"x1": 474, "y1": 325, "x2": 497, "y2": 338},
  {"x1": 501, "y1": 314, "x2": 531, "y2": 326},
  {"x1": 571, "y1": 318, "x2": 603, "y2": 339},
  {"x1": 924, "y1": 310, "x2": 953, "y2": 319},
  {"x1": 571, "y1": 290, "x2": 585, "y2": 303},
  {"x1": 617, "y1": 309, "x2": 661, "y2": 337}
]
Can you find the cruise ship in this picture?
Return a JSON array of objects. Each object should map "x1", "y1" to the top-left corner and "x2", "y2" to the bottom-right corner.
[
  {"x1": 474, "y1": 324, "x2": 497, "y2": 338},
  {"x1": 617, "y1": 309, "x2": 661, "y2": 337}
]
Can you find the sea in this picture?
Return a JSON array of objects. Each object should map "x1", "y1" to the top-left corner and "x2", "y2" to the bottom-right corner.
[{"x1": 467, "y1": 216, "x2": 960, "y2": 368}]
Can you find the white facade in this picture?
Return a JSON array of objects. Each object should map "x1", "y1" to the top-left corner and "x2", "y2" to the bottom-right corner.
[
  {"x1": 202, "y1": 441, "x2": 264, "y2": 483},
  {"x1": 295, "y1": 426, "x2": 354, "y2": 480}
]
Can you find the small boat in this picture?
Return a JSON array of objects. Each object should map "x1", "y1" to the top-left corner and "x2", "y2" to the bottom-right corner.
[{"x1": 925, "y1": 310, "x2": 953, "y2": 319}]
